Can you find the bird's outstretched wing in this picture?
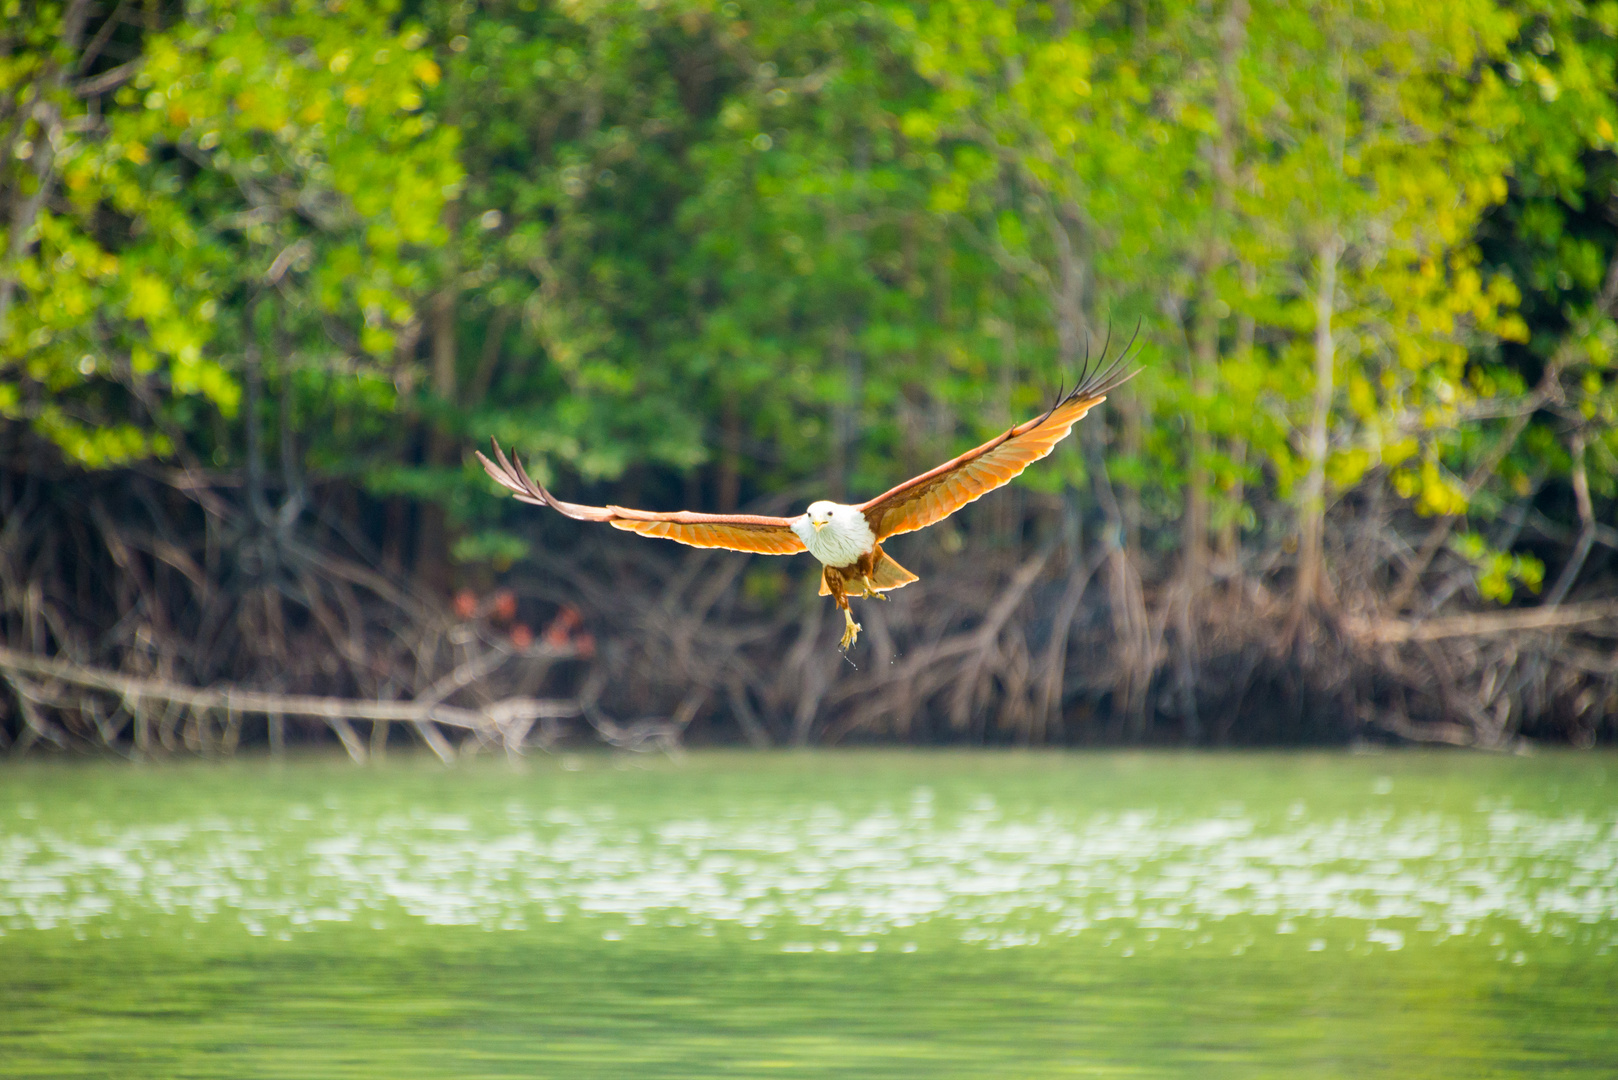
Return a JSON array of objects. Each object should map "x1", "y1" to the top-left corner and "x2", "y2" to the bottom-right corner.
[
  {"x1": 860, "y1": 344, "x2": 1139, "y2": 542},
  {"x1": 477, "y1": 441, "x2": 808, "y2": 555}
]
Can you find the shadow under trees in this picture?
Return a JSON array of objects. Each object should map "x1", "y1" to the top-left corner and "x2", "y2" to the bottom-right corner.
[{"x1": 1, "y1": 430, "x2": 1613, "y2": 757}]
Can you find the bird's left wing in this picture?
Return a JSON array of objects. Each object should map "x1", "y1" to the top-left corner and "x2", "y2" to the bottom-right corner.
[
  {"x1": 477, "y1": 441, "x2": 808, "y2": 555},
  {"x1": 860, "y1": 351, "x2": 1138, "y2": 542}
]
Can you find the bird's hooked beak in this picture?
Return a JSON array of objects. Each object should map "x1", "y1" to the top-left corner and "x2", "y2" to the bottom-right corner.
[{"x1": 811, "y1": 520, "x2": 825, "y2": 531}]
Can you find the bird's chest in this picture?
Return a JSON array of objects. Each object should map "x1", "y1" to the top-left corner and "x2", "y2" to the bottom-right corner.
[{"x1": 800, "y1": 514, "x2": 875, "y2": 568}]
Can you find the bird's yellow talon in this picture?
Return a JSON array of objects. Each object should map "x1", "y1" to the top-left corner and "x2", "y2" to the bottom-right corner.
[
  {"x1": 863, "y1": 578, "x2": 889, "y2": 599},
  {"x1": 839, "y1": 610, "x2": 862, "y2": 650}
]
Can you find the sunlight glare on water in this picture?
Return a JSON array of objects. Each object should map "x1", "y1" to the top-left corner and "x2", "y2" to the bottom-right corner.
[
  {"x1": 1, "y1": 752, "x2": 1615, "y2": 1079},
  {"x1": 3, "y1": 773, "x2": 1615, "y2": 949}
]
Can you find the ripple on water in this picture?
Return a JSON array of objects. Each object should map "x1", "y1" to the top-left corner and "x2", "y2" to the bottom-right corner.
[{"x1": 2, "y1": 792, "x2": 1616, "y2": 950}]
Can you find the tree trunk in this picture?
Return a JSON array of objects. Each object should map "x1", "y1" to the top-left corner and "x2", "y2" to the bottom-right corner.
[
  {"x1": 1219, "y1": 273, "x2": 1256, "y2": 565},
  {"x1": 717, "y1": 397, "x2": 741, "y2": 513},
  {"x1": 1196, "y1": 0, "x2": 1249, "y2": 581},
  {"x1": 828, "y1": 325, "x2": 860, "y2": 503},
  {"x1": 1185, "y1": 276, "x2": 1215, "y2": 593},
  {"x1": 1294, "y1": 232, "x2": 1341, "y2": 619},
  {"x1": 416, "y1": 288, "x2": 458, "y2": 594},
  {"x1": 0, "y1": 1, "x2": 91, "y2": 338},
  {"x1": 242, "y1": 300, "x2": 270, "y2": 525}
]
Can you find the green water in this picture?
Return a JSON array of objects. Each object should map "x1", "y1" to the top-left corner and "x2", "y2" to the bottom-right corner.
[{"x1": 1, "y1": 751, "x2": 1615, "y2": 1078}]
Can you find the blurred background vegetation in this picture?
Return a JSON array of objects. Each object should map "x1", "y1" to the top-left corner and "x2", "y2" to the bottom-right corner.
[{"x1": 1, "y1": 0, "x2": 1615, "y2": 755}]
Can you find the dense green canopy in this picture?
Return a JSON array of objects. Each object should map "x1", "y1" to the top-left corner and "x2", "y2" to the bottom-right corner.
[{"x1": 2, "y1": 0, "x2": 1614, "y2": 747}]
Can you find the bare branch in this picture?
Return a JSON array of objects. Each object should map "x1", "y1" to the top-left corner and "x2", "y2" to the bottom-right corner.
[
  {"x1": 1348, "y1": 600, "x2": 1618, "y2": 643},
  {"x1": 0, "y1": 646, "x2": 586, "y2": 734}
]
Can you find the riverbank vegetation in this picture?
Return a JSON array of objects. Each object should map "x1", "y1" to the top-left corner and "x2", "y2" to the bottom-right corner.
[{"x1": 2, "y1": 0, "x2": 1615, "y2": 756}]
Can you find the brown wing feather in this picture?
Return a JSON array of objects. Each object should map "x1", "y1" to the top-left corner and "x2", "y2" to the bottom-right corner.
[
  {"x1": 861, "y1": 352, "x2": 1138, "y2": 541},
  {"x1": 477, "y1": 441, "x2": 807, "y2": 556}
]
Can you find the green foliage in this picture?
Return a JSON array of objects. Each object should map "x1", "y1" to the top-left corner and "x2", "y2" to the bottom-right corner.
[
  {"x1": 1, "y1": 0, "x2": 456, "y2": 467},
  {"x1": 1451, "y1": 530, "x2": 1545, "y2": 603},
  {"x1": 3, "y1": 0, "x2": 1613, "y2": 608}
]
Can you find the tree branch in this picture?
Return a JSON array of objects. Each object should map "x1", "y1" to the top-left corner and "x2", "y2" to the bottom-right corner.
[
  {"x1": 0, "y1": 646, "x2": 587, "y2": 739},
  {"x1": 1349, "y1": 599, "x2": 1618, "y2": 643}
]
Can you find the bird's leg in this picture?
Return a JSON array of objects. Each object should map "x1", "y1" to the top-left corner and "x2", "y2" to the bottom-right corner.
[
  {"x1": 826, "y1": 567, "x2": 861, "y2": 650},
  {"x1": 858, "y1": 550, "x2": 888, "y2": 601}
]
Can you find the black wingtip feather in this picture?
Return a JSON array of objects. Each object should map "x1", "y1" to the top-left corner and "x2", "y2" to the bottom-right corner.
[
  {"x1": 1059, "y1": 320, "x2": 1142, "y2": 408},
  {"x1": 480, "y1": 438, "x2": 544, "y2": 502}
]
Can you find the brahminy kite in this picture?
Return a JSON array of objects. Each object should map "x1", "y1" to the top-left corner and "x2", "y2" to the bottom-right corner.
[{"x1": 479, "y1": 348, "x2": 1136, "y2": 649}]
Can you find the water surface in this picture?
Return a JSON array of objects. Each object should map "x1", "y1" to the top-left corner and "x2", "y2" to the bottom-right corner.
[{"x1": 2, "y1": 751, "x2": 1614, "y2": 1077}]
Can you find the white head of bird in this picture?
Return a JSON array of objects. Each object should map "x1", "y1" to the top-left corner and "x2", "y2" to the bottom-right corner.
[{"x1": 793, "y1": 500, "x2": 876, "y2": 567}]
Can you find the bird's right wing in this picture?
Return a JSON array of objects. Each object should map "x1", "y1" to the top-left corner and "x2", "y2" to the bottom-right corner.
[
  {"x1": 477, "y1": 441, "x2": 808, "y2": 555},
  {"x1": 859, "y1": 347, "x2": 1137, "y2": 542}
]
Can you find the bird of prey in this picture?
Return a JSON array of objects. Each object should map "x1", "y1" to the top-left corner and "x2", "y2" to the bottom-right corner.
[{"x1": 478, "y1": 350, "x2": 1136, "y2": 650}]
